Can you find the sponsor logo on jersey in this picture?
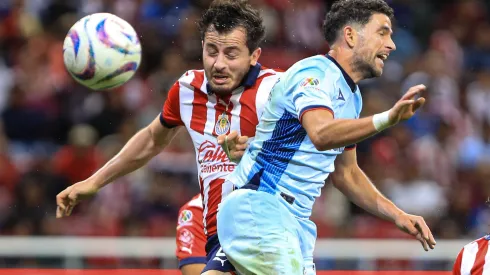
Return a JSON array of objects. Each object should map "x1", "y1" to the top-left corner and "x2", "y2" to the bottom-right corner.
[
  {"x1": 300, "y1": 77, "x2": 319, "y2": 87},
  {"x1": 178, "y1": 228, "x2": 194, "y2": 254},
  {"x1": 338, "y1": 89, "x2": 345, "y2": 101},
  {"x1": 197, "y1": 140, "x2": 236, "y2": 174},
  {"x1": 178, "y1": 209, "x2": 193, "y2": 226}
]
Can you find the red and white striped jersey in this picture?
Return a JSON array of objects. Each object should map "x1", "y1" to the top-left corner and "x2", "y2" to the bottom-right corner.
[
  {"x1": 160, "y1": 63, "x2": 282, "y2": 236},
  {"x1": 453, "y1": 235, "x2": 490, "y2": 275}
]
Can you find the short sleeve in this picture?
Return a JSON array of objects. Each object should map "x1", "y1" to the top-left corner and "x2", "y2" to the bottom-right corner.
[
  {"x1": 175, "y1": 205, "x2": 207, "y2": 267},
  {"x1": 160, "y1": 81, "x2": 184, "y2": 128},
  {"x1": 291, "y1": 69, "x2": 335, "y2": 123},
  {"x1": 452, "y1": 247, "x2": 463, "y2": 275}
]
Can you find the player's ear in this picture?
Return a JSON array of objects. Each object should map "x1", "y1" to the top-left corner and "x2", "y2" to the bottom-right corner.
[
  {"x1": 250, "y1": 47, "x2": 261, "y2": 66},
  {"x1": 344, "y1": 26, "x2": 356, "y2": 48}
]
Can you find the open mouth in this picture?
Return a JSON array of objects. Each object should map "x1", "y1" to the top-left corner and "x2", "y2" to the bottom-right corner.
[
  {"x1": 376, "y1": 54, "x2": 388, "y2": 61},
  {"x1": 213, "y1": 75, "x2": 229, "y2": 84}
]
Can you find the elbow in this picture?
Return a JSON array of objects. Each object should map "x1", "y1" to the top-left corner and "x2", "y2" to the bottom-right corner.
[
  {"x1": 309, "y1": 132, "x2": 336, "y2": 151},
  {"x1": 330, "y1": 168, "x2": 355, "y2": 190},
  {"x1": 329, "y1": 172, "x2": 347, "y2": 190}
]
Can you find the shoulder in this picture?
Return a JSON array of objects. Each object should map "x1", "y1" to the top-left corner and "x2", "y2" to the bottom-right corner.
[
  {"x1": 259, "y1": 67, "x2": 284, "y2": 76},
  {"x1": 286, "y1": 55, "x2": 340, "y2": 85},
  {"x1": 174, "y1": 69, "x2": 206, "y2": 90}
]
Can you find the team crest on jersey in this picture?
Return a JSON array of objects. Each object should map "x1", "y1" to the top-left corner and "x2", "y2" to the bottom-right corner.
[
  {"x1": 300, "y1": 77, "x2": 319, "y2": 87},
  {"x1": 215, "y1": 113, "x2": 230, "y2": 135},
  {"x1": 178, "y1": 210, "x2": 193, "y2": 226}
]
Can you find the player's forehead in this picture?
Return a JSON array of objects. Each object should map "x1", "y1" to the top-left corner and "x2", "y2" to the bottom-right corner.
[
  {"x1": 364, "y1": 13, "x2": 393, "y2": 33},
  {"x1": 203, "y1": 26, "x2": 248, "y2": 49}
]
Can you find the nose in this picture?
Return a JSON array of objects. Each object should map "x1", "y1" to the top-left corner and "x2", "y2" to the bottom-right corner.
[
  {"x1": 387, "y1": 37, "x2": 396, "y2": 51},
  {"x1": 214, "y1": 53, "x2": 226, "y2": 71}
]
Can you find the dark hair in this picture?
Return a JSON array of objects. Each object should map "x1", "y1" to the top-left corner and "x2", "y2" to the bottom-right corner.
[
  {"x1": 198, "y1": 0, "x2": 265, "y2": 53},
  {"x1": 322, "y1": 0, "x2": 394, "y2": 46}
]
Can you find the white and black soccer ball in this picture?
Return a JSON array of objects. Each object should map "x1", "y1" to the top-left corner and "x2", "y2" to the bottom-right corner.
[{"x1": 63, "y1": 13, "x2": 142, "y2": 90}]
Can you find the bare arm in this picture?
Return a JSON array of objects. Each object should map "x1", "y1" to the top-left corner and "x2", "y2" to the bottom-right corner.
[
  {"x1": 330, "y1": 149, "x2": 436, "y2": 251},
  {"x1": 329, "y1": 149, "x2": 403, "y2": 222},
  {"x1": 181, "y1": 264, "x2": 206, "y2": 275},
  {"x1": 56, "y1": 115, "x2": 180, "y2": 217},
  {"x1": 88, "y1": 115, "x2": 179, "y2": 189},
  {"x1": 302, "y1": 110, "x2": 379, "y2": 151},
  {"x1": 302, "y1": 85, "x2": 426, "y2": 151}
]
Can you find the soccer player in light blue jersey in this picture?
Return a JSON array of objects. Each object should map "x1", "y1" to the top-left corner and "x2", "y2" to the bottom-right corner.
[{"x1": 216, "y1": 0, "x2": 437, "y2": 274}]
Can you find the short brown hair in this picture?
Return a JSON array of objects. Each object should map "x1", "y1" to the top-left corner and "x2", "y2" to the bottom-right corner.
[
  {"x1": 198, "y1": 0, "x2": 266, "y2": 53},
  {"x1": 323, "y1": 0, "x2": 394, "y2": 45}
]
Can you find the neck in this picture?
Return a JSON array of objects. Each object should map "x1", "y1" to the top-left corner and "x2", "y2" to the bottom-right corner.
[{"x1": 328, "y1": 48, "x2": 363, "y2": 83}]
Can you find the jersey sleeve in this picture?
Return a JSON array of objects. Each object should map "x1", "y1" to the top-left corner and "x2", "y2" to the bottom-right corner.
[
  {"x1": 345, "y1": 144, "x2": 356, "y2": 150},
  {"x1": 452, "y1": 247, "x2": 463, "y2": 275},
  {"x1": 175, "y1": 204, "x2": 207, "y2": 268},
  {"x1": 290, "y1": 68, "x2": 335, "y2": 124},
  {"x1": 160, "y1": 81, "x2": 184, "y2": 128}
]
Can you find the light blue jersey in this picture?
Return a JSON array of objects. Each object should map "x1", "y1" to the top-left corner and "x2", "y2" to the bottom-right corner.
[
  {"x1": 228, "y1": 54, "x2": 362, "y2": 218},
  {"x1": 218, "y1": 54, "x2": 363, "y2": 275}
]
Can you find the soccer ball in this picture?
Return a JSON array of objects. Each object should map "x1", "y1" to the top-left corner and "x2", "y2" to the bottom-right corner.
[{"x1": 63, "y1": 13, "x2": 142, "y2": 90}]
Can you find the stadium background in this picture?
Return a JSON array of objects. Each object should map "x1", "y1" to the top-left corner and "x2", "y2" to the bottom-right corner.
[{"x1": 0, "y1": 0, "x2": 489, "y2": 273}]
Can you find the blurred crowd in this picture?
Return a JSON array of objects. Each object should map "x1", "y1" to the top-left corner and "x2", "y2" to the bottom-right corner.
[{"x1": 0, "y1": 0, "x2": 489, "y2": 244}]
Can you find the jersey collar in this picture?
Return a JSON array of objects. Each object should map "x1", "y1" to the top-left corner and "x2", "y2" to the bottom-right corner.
[
  {"x1": 325, "y1": 55, "x2": 356, "y2": 93},
  {"x1": 206, "y1": 63, "x2": 262, "y2": 95}
]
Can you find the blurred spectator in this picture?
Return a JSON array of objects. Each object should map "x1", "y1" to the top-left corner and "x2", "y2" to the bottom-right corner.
[
  {"x1": 52, "y1": 124, "x2": 103, "y2": 184},
  {"x1": 409, "y1": 116, "x2": 459, "y2": 187}
]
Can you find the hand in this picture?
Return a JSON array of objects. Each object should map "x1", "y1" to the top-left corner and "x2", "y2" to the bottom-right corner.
[
  {"x1": 56, "y1": 180, "x2": 100, "y2": 218},
  {"x1": 395, "y1": 213, "x2": 436, "y2": 251},
  {"x1": 389, "y1": 84, "x2": 426, "y2": 125},
  {"x1": 217, "y1": 130, "x2": 249, "y2": 163}
]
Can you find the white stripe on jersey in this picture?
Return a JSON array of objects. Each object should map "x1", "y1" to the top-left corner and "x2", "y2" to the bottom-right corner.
[
  {"x1": 256, "y1": 74, "x2": 279, "y2": 120},
  {"x1": 201, "y1": 178, "x2": 210, "y2": 234},
  {"x1": 259, "y1": 68, "x2": 280, "y2": 77},
  {"x1": 228, "y1": 92, "x2": 243, "y2": 133},
  {"x1": 483, "y1": 243, "x2": 490, "y2": 273},
  {"x1": 203, "y1": 95, "x2": 216, "y2": 135},
  {"x1": 461, "y1": 241, "x2": 479, "y2": 274},
  {"x1": 187, "y1": 194, "x2": 203, "y2": 208},
  {"x1": 178, "y1": 70, "x2": 198, "y2": 128}
]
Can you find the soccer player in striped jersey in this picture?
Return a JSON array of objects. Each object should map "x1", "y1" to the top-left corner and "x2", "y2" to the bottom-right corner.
[
  {"x1": 56, "y1": 1, "x2": 281, "y2": 274},
  {"x1": 453, "y1": 234, "x2": 490, "y2": 275},
  {"x1": 453, "y1": 199, "x2": 490, "y2": 275},
  {"x1": 217, "y1": 0, "x2": 436, "y2": 274}
]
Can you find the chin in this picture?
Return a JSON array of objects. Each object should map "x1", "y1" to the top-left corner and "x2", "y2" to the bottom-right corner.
[
  {"x1": 209, "y1": 84, "x2": 234, "y2": 95},
  {"x1": 364, "y1": 66, "x2": 382, "y2": 79}
]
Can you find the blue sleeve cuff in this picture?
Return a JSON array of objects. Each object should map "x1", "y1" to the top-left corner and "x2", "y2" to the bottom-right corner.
[
  {"x1": 298, "y1": 105, "x2": 334, "y2": 123},
  {"x1": 159, "y1": 112, "x2": 178, "y2": 128},
  {"x1": 178, "y1": 256, "x2": 207, "y2": 268},
  {"x1": 345, "y1": 144, "x2": 356, "y2": 150}
]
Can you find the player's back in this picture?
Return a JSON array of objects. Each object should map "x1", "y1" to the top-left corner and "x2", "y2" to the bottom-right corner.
[
  {"x1": 453, "y1": 235, "x2": 490, "y2": 275},
  {"x1": 228, "y1": 55, "x2": 362, "y2": 218}
]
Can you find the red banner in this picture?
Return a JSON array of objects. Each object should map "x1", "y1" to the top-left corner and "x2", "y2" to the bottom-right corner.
[{"x1": 0, "y1": 270, "x2": 451, "y2": 275}]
